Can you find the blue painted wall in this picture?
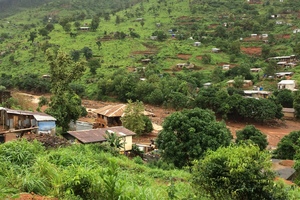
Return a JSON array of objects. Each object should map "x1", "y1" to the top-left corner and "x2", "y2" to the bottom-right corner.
[{"x1": 37, "y1": 121, "x2": 56, "y2": 133}]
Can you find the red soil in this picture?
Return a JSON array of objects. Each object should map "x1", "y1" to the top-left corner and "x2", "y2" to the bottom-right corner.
[
  {"x1": 241, "y1": 46, "x2": 262, "y2": 55},
  {"x1": 177, "y1": 54, "x2": 192, "y2": 60}
]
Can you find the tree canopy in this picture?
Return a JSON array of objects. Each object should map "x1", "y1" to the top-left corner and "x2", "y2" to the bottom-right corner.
[
  {"x1": 45, "y1": 50, "x2": 86, "y2": 133},
  {"x1": 156, "y1": 108, "x2": 232, "y2": 168},
  {"x1": 274, "y1": 131, "x2": 300, "y2": 160},
  {"x1": 236, "y1": 125, "x2": 268, "y2": 150}
]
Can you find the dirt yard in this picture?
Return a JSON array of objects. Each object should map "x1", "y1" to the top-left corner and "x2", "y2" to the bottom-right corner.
[
  {"x1": 241, "y1": 46, "x2": 262, "y2": 56},
  {"x1": 177, "y1": 54, "x2": 192, "y2": 60},
  {"x1": 14, "y1": 92, "x2": 300, "y2": 148}
]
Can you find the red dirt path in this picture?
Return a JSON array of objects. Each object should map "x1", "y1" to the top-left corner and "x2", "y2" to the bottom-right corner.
[{"x1": 241, "y1": 46, "x2": 262, "y2": 55}]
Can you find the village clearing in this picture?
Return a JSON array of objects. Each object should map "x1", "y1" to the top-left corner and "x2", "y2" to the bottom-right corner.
[{"x1": 14, "y1": 92, "x2": 300, "y2": 149}]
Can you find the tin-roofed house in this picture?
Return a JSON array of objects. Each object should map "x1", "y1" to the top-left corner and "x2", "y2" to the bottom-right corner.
[
  {"x1": 67, "y1": 126, "x2": 136, "y2": 151},
  {"x1": 93, "y1": 104, "x2": 126, "y2": 128},
  {"x1": 0, "y1": 107, "x2": 56, "y2": 143},
  {"x1": 278, "y1": 80, "x2": 297, "y2": 91}
]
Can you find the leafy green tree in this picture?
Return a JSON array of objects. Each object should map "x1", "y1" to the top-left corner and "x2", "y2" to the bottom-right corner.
[
  {"x1": 45, "y1": 50, "x2": 86, "y2": 133},
  {"x1": 236, "y1": 125, "x2": 268, "y2": 150},
  {"x1": 233, "y1": 75, "x2": 245, "y2": 88},
  {"x1": 90, "y1": 16, "x2": 100, "y2": 31},
  {"x1": 192, "y1": 144, "x2": 287, "y2": 200},
  {"x1": 211, "y1": 67, "x2": 224, "y2": 83},
  {"x1": 88, "y1": 59, "x2": 100, "y2": 75},
  {"x1": 28, "y1": 31, "x2": 37, "y2": 43},
  {"x1": 81, "y1": 47, "x2": 93, "y2": 60},
  {"x1": 293, "y1": 91, "x2": 300, "y2": 118},
  {"x1": 156, "y1": 108, "x2": 232, "y2": 168},
  {"x1": 275, "y1": 89, "x2": 294, "y2": 108},
  {"x1": 274, "y1": 131, "x2": 300, "y2": 159},
  {"x1": 121, "y1": 100, "x2": 146, "y2": 135},
  {"x1": 142, "y1": 115, "x2": 153, "y2": 134},
  {"x1": 152, "y1": 30, "x2": 167, "y2": 41}
]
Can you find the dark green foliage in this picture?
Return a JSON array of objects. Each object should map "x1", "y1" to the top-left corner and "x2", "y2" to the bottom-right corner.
[
  {"x1": 152, "y1": 30, "x2": 167, "y2": 41},
  {"x1": 88, "y1": 59, "x2": 101, "y2": 74},
  {"x1": 236, "y1": 125, "x2": 268, "y2": 150},
  {"x1": 15, "y1": 74, "x2": 50, "y2": 93},
  {"x1": 274, "y1": 89, "x2": 294, "y2": 108},
  {"x1": 81, "y1": 47, "x2": 93, "y2": 60},
  {"x1": 293, "y1": 91, "x2": 300, "y2": 118},
  {"x1": 90, "y1": 16, "x2": 100, "y2": 31},
  {"x1": 142, "y1": 115, "x2": 153, "y2": 134},
  {"x1": 274, "y1": 131, "x2": 300, "y2": 160},
  {"x1": 28, "y1": 31, "x2": 37, "y2": 43},
  {"x1": 105, "y1": 131, "x2": 124, "y2": 149},
  {"x1": 156, "y1": 108, "x2": 232, "y2": 168}
]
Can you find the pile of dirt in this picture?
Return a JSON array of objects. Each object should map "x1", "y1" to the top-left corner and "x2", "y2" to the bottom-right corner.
[
  {"x1": 241, "y1": 46, "x2": 262, "y2": 55},
  {"x1": 26, "y1": 134, "x2": 70, "y2": 148}
]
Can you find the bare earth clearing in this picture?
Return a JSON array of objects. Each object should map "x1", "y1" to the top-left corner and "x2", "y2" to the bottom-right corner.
[{"x1": 15, "y1": 92, "x2": 300, "y2": 148}]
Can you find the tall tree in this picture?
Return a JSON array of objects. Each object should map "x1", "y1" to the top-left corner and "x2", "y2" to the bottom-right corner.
[
  {"x1": 90, "y1": 16, "x2": 100, "y2": 31},
  {"x1": 156, "y1": 108, "x2": 232, "y2": 168},
  {"x1": 45, "y1": 50, "x2": 86, "y2": 133},
  {"x1": 121, "y1": 100, "x2": 146, "y2": 135}
]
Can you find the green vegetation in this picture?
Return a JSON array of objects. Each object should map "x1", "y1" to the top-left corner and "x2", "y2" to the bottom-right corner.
[
  {"x1": 274, "y1": 131, "x2": 300, "y2": 160},
  {"x1": 156, "y1": 108, "x2": 232, "y2": 168},
  {"x1": 192, "y1": 144, "x2": 288, "y2": 200},
  {"x1": 236, "y1": 125, "x2": 268, "y2": 150}
]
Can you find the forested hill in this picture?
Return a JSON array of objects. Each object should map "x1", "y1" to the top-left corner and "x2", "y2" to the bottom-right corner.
[{"x1": 0, "y1": 0, "x2": 142, "y2": 17}]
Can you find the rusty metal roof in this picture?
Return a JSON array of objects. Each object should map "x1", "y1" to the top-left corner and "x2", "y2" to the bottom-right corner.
[
  {"x1": 0, "y1": 107, "x2": 56, "y2": 121},
  {"x1": 93, "y1": 104, "x2": 126, "y2": 117},
  {"x1": 67, "y1": 126, "x2": 136, "y2": 144},
  {"x1": 93, "y1": 104, "x2": 155, "y2": 117}
]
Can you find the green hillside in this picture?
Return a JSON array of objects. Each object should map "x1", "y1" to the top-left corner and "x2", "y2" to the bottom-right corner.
[{"x1": 1, "y1": 0, "x2": 300, "y2": 106}]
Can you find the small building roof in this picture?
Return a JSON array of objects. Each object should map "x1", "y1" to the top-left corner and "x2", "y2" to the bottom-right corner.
[
  {"x1": 0, "y1": 107, "x2": 56, "y2": 121},
  {"x1": 275, "y1": 72, "x2": 293, "y2": 76},
  {"x1": 93, "y1": 104, "x2": 154, "y2": 117},
  {"x1": 67, "y1": 126, "x2": 136, "y2": 144},
  {"x1": 278, "y1": 80, "x2": 295, "y2": 85},
  {"x1": 94, "y1": 104, "x2": 126, "y2": 117}
]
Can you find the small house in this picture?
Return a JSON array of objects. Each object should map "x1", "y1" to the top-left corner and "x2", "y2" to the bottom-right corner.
[
  {"x1": 293, "y1": 29, "x2": 300, "y2": 34},
  {"x1": 176, "y1": 63, "x2": 194, "y2": 69},
  {"x1": 282, "y1": 108, "x2": 295, "y2": 119},
  {"x1": 212, "y1": 48, "x2": 221, "y2": 53},
  {"x1": 0, "y1": 107, "x2": 56, "y2": 143},
  {"x1": 150, "y1": 36, "x2": 157, "y2": 40},
  {"x1": 222, "y1": 65, "x2": 230, "y2": 70},
  {"x1": 79, "y1": 27, "x2": 90, "y2": 31},
  {"x1": 93, "y1": 104, "x2": 154, "y2": 128},
  {"x1": 67, "y1": 126, "x2": 136, "y2": 151},
  {"x1": 243, "y1": 90, "x2": 272, "y2": 99},
  {"x1": 227, "y1": 80, "x2": 253, "y2": 88},
  {"x1": 203, "y1": 82, "x2": 212, "y2": 88},
  {"x1": 194, "y1": 42, "x2": 201, "y2": 47},
  {"x1": 275, "y1": 72, "x2": 293, "y2": 79},
  {"x1": 277, "y1": 80, "x2": 296, "y2": 91},
  {"x1": 250, "y1": 68, "x2": 262, "y2": 73}
]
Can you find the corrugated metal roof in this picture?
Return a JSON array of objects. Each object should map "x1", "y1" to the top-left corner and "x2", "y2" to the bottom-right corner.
[
  {"x1": 0, "y1": 107, "x2": 56, "y2": 121},
  {"x1": 282, "y1": 108, "x2": 295, "y2": 113},
  {"x1": 67, "y1": 126, "x2": 136, "y2": 144},
  {"x1": 94, "y1": 104, "x2": 126, "y2": 117}
]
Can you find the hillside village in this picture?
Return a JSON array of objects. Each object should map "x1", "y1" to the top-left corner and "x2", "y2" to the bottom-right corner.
[{"x1": 2, "y1": 0, "x2": 300, "y2": 199}]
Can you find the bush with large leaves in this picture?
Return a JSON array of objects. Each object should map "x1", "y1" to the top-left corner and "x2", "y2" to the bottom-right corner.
[{"x1": 192, "y1": 144, "x2": 288, "y2": 200}]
